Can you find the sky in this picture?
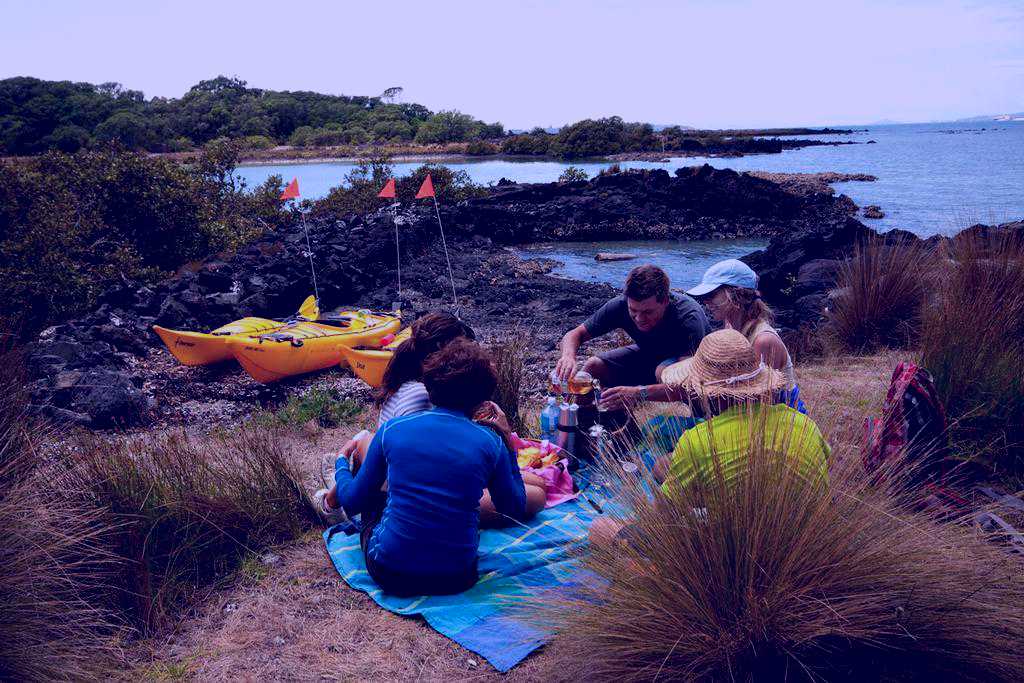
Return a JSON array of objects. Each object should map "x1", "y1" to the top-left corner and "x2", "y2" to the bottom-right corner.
[{"x1": 2, "y1": 0, "x2": 1022, "y2": 129}]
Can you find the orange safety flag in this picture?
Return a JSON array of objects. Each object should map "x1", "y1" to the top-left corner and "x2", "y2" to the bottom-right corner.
[
  {"x1": 280, "y1": 177, "x2": 300, "y2": 200},
  {"x1": 416, "y1": 173, "x2": 435, "y2": 199},
  {"x1": 378, "y1": 178, "x2": 396, "y2": 198}
]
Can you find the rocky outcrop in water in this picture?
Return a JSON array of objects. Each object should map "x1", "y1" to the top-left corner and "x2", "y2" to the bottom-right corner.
[{"x1": 23, "y1": 165, "x2": 892, "y2": 428}]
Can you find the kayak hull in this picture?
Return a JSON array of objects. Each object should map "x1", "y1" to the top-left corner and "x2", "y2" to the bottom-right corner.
[
  {"x1": 229, "y1": 314, "x2": 401, "y2": 384},
  {"x1": 153, "y1": 317, "x2": 281, "y2": 366},
  {"x1": 338, "y1": 327, "x2": 411, "y2": 388}
]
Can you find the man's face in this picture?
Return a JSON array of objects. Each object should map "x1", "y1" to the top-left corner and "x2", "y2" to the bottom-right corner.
[{"x1": 627, "y1": 295, "x2": 668, "y2": 332}]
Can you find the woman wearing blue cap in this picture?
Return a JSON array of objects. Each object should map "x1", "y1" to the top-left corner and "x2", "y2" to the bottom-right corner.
[{"x1": 686, "y1": 259, "x2": 798, "y2": 397}]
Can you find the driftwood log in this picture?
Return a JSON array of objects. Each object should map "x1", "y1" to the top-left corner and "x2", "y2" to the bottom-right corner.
[{"x1": 595, "y1": 252, "x2": 637, "y2": 262}]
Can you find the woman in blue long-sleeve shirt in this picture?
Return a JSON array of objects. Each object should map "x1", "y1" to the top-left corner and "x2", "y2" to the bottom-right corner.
[{"x1": 335, "y1": 339, "x2": 530, "y2": 596}]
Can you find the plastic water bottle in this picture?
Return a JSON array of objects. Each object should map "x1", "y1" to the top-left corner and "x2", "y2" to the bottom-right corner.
[{"x1": 539, "y1": 396, "x2": 560, "y2": 442}]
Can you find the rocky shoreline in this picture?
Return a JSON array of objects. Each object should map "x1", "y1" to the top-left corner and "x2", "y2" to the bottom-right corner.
[{"x1": 23, "y1": 164, "x2": 1019, "y2": 430}]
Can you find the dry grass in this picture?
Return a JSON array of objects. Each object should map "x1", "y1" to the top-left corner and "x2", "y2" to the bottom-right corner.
[
  {"x1": 490, "y1": 330, "x2": 532, "y2": 436},
  {"x1": 828, "y1": 237, "x2": 933, "y2": 353},
  {"x1": 920, "y1": 230, "x2": 1024, "y2": 472},
  {"x1": 542, "y1": 401, "x2": 1024, "y2": 681},
  {"x1": 58, "y1": 427, "x2": 320, "y2": 634},
  {"x1": 0, "y1": 341, "x2": 30, "y2": 483},
  {"x1": 0, "y1": 347, "x2": 123, "y2": 679}
]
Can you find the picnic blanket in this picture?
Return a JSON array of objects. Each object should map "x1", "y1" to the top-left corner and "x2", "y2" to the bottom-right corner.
[{"x1": 324, "y1": 499, "x2": 598, "y2": 672}]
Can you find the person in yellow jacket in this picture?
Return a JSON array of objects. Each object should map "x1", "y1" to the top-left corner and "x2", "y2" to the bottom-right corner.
[{"x1": 589, "y1": 329, "x2": 829, "y2": 548}]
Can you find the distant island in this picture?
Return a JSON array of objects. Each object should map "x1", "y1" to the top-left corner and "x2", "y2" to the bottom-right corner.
[
  {"x1": 0, "y1": 75, "x2": 855, "y2": 162},
  {"x1": 955, "y1": 112, "x2": 1024, "y2": 122}
]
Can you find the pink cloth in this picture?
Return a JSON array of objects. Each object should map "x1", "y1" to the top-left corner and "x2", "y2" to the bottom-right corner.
[{"x1": 511, "y1": 433, "x2": 578, "y2": 508}]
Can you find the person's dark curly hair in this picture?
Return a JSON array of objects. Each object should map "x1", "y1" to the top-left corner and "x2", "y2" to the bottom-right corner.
[
  {"x1": 376, "y1": 311, "x2": 475, "y2": 407},
  {"x1": 421, "y1": 339, "x2": 497, "y2": 416}
]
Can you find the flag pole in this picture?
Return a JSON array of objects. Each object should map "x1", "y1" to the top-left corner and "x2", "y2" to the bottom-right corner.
[
  {"x1": 431, "y1": 193, "x2": 459, "y2": 313},
  {"x1": 298, "y1": 206, "x2": 320, "y2": 308},
  {"x1": 281, "y1": 177, "x2": 320, "y2": 310},
  {"x1": 392, "y1": 202, "x2": 402, "y2": 309}
]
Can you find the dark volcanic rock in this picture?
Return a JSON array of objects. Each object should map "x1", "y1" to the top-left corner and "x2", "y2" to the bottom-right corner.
[
  {"x1": 23, "y1": 166, "x2": 876, "y2": 428},
  {"x1": 863, "y1": 205, "x2": 885, "y2": 219},
  {"x1": 744, "y1": 216, "x2": 875, "y2": 329}
]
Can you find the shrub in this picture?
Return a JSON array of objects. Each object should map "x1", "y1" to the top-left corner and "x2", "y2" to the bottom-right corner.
[
  {"x1": 256, "y1": 387, "x2": 363, "y2": 429},
  {"x1": 920, "y1": 229, "x2": 1024, "y2": 471},
  {"x1": 466, "y1": 140, "x2": 499, "y2": 156},
  {"x1": 828, "y1": 237, "x2": 932, "y2": 352},
  {"x1": 501, "y1": 133, "x2": 550, "y2": 156},
  {"x1": 239, "y1": 134, "x2": 276, "y2": 150},
  {"x1": 546, "y1": 404, "x2": 1024, "y2": 681},
  {"x1": 0, "y1": 145, "x2": 289, "y2": 338},
  {"x1": 558, "y1": 166, "x2": 589, "y2": 183},
  {"x1": 395, "y1": 163, "x2": 487, "y2": 203},
  {"x1": 597, "y1": 163, "x2": 622, "y2": 177},
  {"x1": 287, "y1": 125, "x2": 316, "y2": 147},
  {"x1": 62, "y1": 425, "x2": 319, "y2": 633}
]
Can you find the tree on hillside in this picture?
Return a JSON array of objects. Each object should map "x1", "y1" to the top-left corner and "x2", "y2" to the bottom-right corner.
[{"x1": 380, "y1": 86, "x2": 403, "y2": 103}]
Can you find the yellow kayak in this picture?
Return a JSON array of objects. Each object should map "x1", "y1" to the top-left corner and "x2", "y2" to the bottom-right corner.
[
  {"x1": 152, "y1": 296, "x2": 320, "y2": 367},
  {"x1": 338, "y1": 327, "x2": 412, "y2": 388},
  {"x1": 153, "y1": 317, "x2": 283, "y2": 366},
  {"x1": 228, "y1": 311, "x2": 401, "y2": 384}
]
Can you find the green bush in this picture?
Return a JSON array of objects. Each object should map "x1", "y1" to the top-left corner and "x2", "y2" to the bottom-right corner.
[
  {"x1": 466, "y1": 140, "x2": 499, "y2": 156},
  {"x1": 239, "y1": 134, "x2": 276, "y2": 150},
  {"x1": 0, "y1": 144, "x2": 289, "y2": 338},
  {"x1": 313, "y1": 158, "x2": 486, "y2": 220},
  {"x1": 501, "y1": 131, "x2": 551, "y2": 156},
  {"x1": 1, "y1": 75, "x2": 506, "y2": 154},
  {"x1": 558, "y1": 166, "x2": 589, "y2": 183},
  {"x1": 413, "y1": 110, "x2": 502, "y2": 143},
  {"x1": 257, "y1": 388, "x2": 363, "y2": 429}
]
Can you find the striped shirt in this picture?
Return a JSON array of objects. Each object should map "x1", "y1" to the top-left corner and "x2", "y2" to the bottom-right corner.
[{"x1": 377, "y1": 381, "x2": 431, "y2": 426}]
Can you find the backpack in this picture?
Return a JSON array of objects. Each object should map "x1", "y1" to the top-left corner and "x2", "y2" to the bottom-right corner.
[{"x1": 863, "y1": 362, "x2": 951, "y2": 488}]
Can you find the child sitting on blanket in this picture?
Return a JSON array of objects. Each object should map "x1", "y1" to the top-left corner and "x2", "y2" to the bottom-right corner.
[
  {"x1": 315, "y1": 311, "x2": 474, "y2": 521},
  {"x1": 333, "y1": 339, "x2": 547, "y2": 597}
]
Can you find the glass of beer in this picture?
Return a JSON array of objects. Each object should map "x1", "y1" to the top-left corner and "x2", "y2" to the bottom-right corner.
[{"x1": 568, "y1": 370, "x2": 594, "y2": 395}]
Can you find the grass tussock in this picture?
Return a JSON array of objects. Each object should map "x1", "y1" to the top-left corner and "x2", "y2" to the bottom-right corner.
[
  {"x1": 828, "y1": 237, "x2": 933, "y2": 352},
  {"x1": 0, "y1": 467, "x2": 122, "y2": 679},
  {"x1": 62, "y1": 425, "x2": 319, "y2": 633},
  {"x1": 546, "y1": 403, "x2": 1024, "y2": 682},
  {"x1": 0, "y1": 348, "x2": 122, "y2": 679},
  {"x1": 921, "y1": 229, "x2": 1024, "y2": 471},
  {"x1": 490, "y1": 331, "x2": 531, "y2": 436}
]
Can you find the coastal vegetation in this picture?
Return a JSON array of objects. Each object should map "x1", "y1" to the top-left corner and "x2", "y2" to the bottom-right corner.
[
  {"x1": 0, "y1": 141, "x2": 289, "y2": 337},
  {"x1": 311, "y1": 155, "x2": 486, "y2": 220},
  {"x1": 1, "y1": 76, "x2": 850, "y2": 162},
  {"x1": 0, "y1": 76, "x2": 502, "y2": 155}
]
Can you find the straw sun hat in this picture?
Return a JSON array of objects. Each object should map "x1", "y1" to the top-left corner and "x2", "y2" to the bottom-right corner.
[{"x1": 662, "y1": 329, "x2": 785, "y2": 399}]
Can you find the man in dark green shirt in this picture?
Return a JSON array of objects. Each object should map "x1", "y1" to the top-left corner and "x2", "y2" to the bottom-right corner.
[{"x1": 554, "y1": 264, "x2": 711, "y2": 410}]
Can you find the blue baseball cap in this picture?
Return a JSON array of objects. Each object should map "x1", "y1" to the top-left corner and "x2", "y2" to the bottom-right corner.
[{"x1": 686, "y1": 259, "x2": 758, "y2": 297}]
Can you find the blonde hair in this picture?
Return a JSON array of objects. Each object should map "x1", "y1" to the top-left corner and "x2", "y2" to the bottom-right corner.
[{"x1": 723, "y1": 286, "x2": 773, "y2": 328}]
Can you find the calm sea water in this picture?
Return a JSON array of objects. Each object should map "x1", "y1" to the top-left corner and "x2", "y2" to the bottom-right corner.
[
  {"x1": 236, "y1": 121, "x2": 1024, "y2": 238},
  {"x1": 516, "y1": 239, "x2": 767, "y2": 290}
]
